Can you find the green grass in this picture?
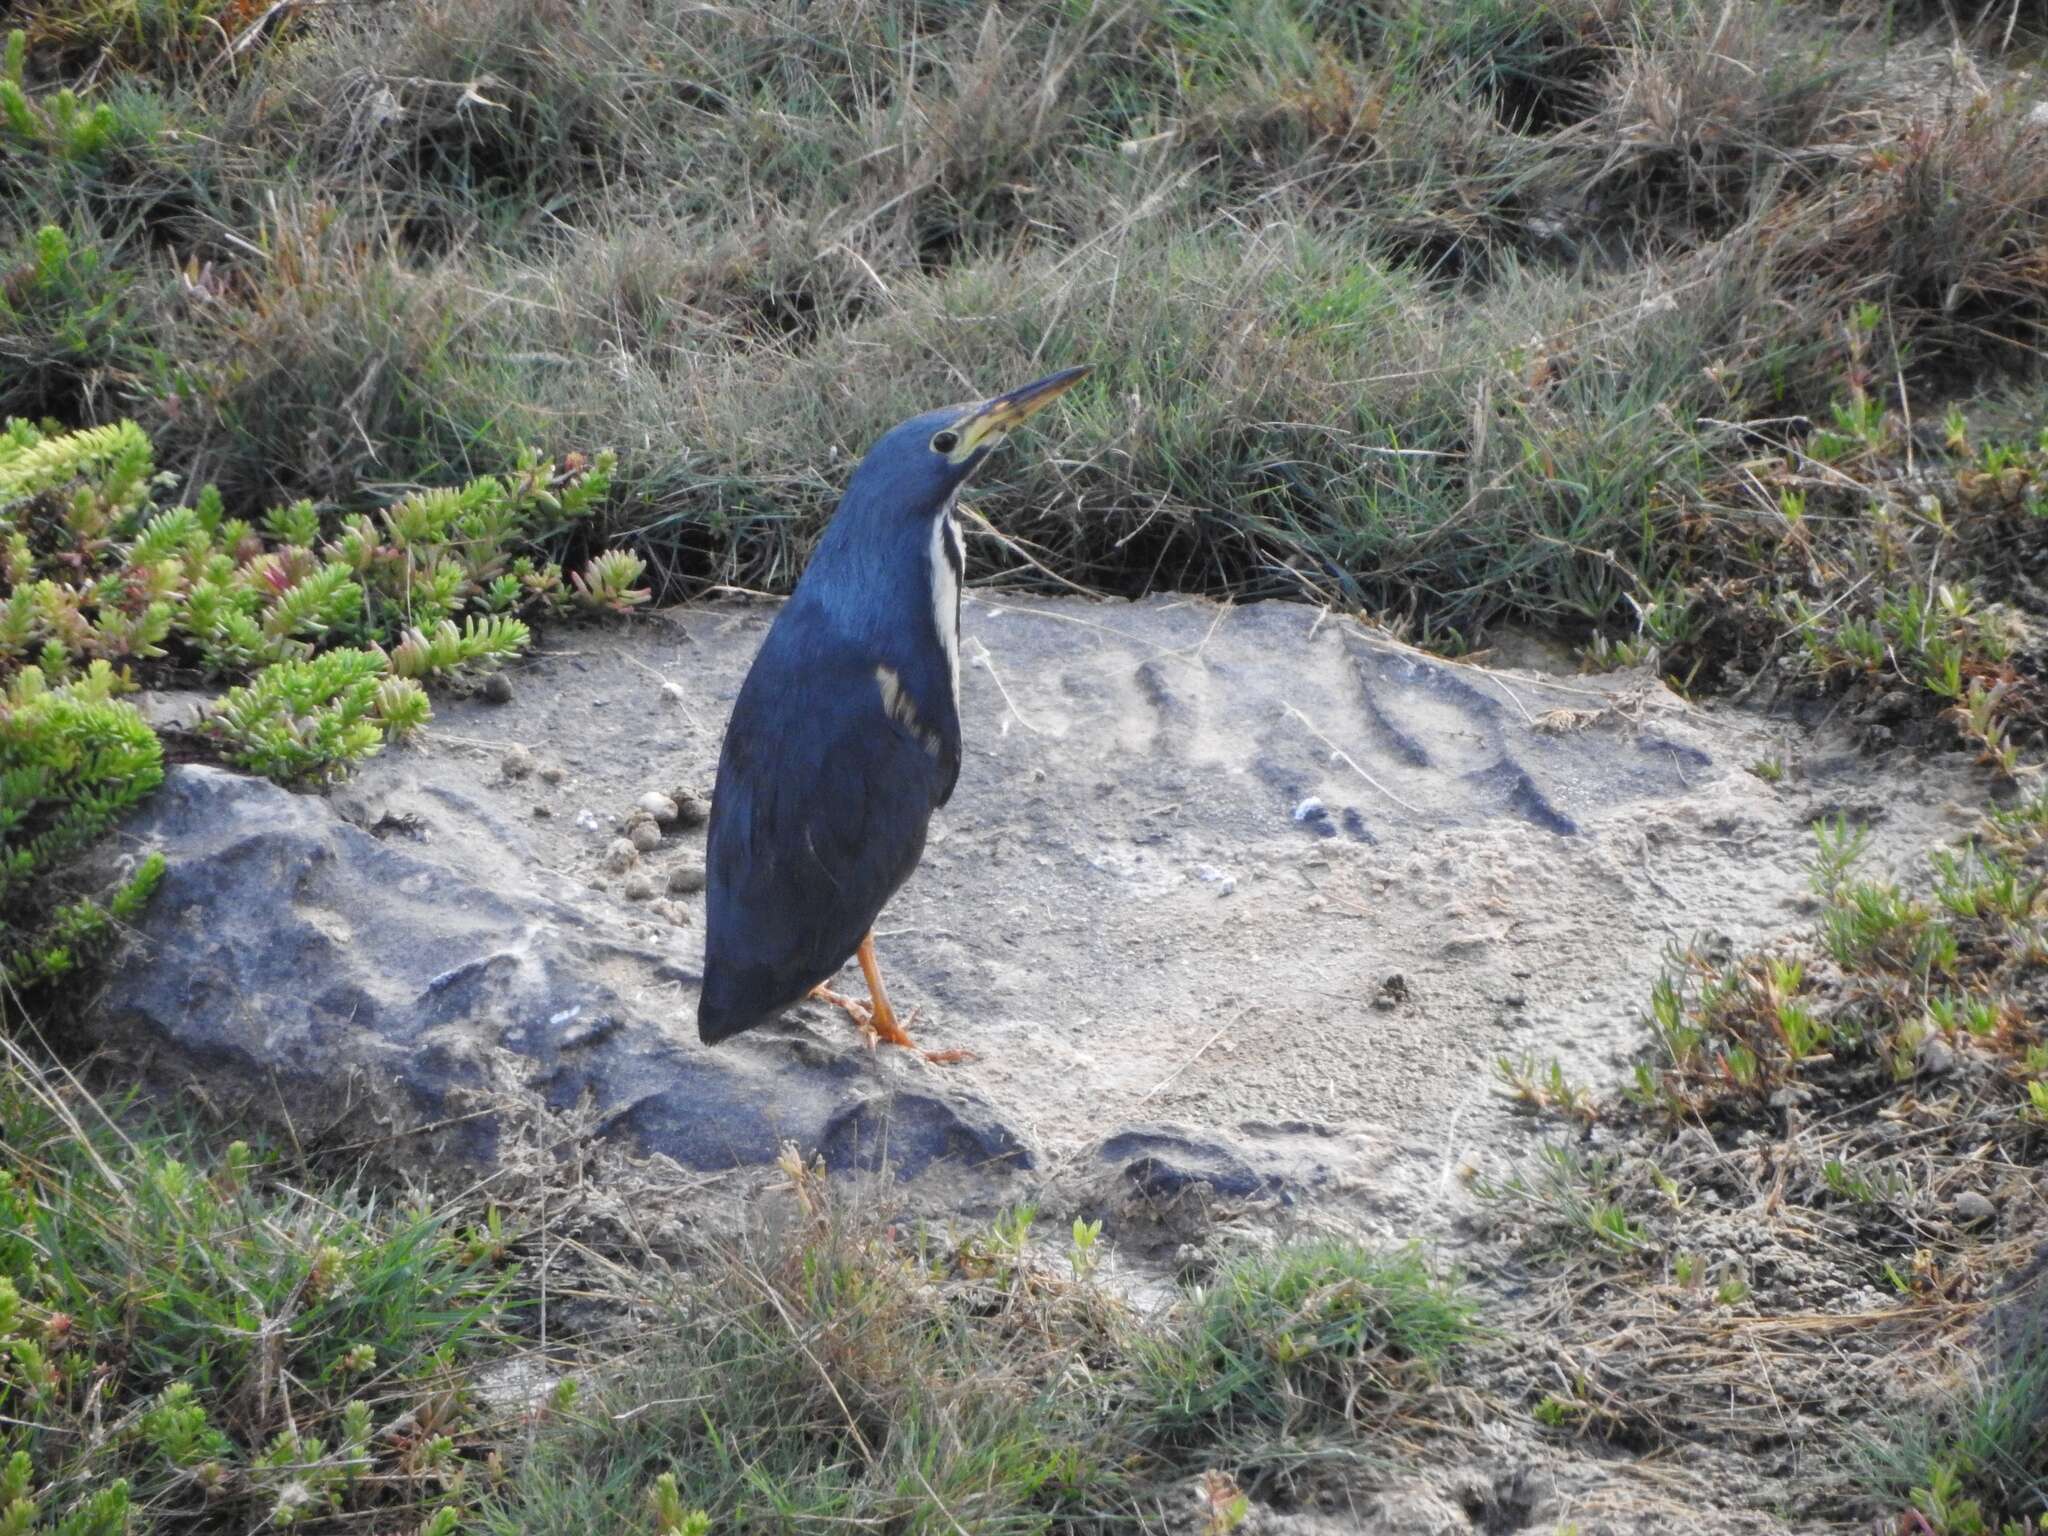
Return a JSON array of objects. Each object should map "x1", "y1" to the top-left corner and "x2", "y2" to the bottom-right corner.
[
  {"x1": 0, "y1": 0, "x2": 2043, "y2": 647},
  {"x1": 0, "y1": 1079, "x2": 1480, "y2": 1534},
  {"x1": 1140, "y1": 1241, "x2": 1476, "y2": 1458},
  {"x1": 0, "y1": 1054, "x2": 523, "y2": 1533},
  {"x1": 1861, "y1": 1312, "x2": 2048, "y2": 1536},
  {"x1": 485, "y1": 1163, "x2": 1477, "y2": 1532}
]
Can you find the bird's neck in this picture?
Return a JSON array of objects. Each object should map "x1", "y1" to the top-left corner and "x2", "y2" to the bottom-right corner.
[{"x1": 799, "y1": 494, "x2": 959, "y2": 680}]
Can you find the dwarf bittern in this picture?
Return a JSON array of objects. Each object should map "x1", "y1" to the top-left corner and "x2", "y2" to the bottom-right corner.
[{"x1": 697, "y1": 366, "x2": 1090, "y2": 1059}]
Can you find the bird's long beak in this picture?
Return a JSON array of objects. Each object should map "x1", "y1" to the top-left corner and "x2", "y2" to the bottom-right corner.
[{"x1": 949, "y1": 365, "x2": 1091, "y2": 460}]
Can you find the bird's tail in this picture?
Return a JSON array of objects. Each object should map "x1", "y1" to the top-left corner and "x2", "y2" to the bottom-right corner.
[{"x1": 696, "y1": 965, "x2": 775, "y2": 1045}]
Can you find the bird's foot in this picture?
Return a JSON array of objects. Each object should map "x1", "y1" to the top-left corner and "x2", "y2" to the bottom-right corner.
[
  {"x1": 805, "y1": 987, "x2": 973, "y2": 1065},
  {"x1": 867, "y1": 1004, "x2": 978, "y2": 1065},
  {"x1": 808, "y1": 983, "x2": 876, "y2": 1038}
]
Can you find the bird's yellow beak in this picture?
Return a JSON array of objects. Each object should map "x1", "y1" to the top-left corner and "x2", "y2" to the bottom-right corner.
[{"x1": 947, "y1": 366, "x2": 1091, "y2": 462}]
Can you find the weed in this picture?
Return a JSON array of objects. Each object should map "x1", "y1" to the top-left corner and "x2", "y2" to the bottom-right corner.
[
  {"x1": 0, "y1": 413, "x2": 631, "y2": 1007},
  {"x1": 0, "y1": 662, "x2": 163, "y2": 986},
  {"x1": 1495, "y1": 1054, "x2": 1599, "y2": 1125},
  {"x1": 1475, "y1": 1144, "x2": 1651, "y2": 1261},
  {"x1": 1069, "y1": 1215, "x2": 1104, "y2": 1282},
  {"x1": 1143, "y1": 1241, "x2": 1476, "y2": 1449},
  {"x1": 1533, "y1": 1392, "x2": 1578, "y2": 1429},
  {"x1": 0, "y1": 224, "x2": 149, "y2": 424},
  {"x1": 0, "y1": 1057, "x2": 520, "y2": 1533}
]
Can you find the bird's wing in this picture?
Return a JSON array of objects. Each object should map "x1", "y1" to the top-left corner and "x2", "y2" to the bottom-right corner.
[{"x1": 699, "y1": 642, "x2": 949, "y2": 1040}]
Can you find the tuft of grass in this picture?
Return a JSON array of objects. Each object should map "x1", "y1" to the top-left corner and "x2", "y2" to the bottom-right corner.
[
  {"x1": 0, "y1": 1056, "x2": 522, "y2": 1534},
  {"x1": 1862, "y1": 1303, "x2": 2048, "y2": 1534},
  {"x1": 487, "y1": 1151, "x2": 1477, "y2": 1532},
  {"x1": 1141, "y1": 1240, "x2": 1477, "y2": 1452}
]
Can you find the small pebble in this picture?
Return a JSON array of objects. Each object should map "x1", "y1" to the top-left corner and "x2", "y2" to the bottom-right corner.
[
  {"x1": 623, "y1": 872, "x2": 655, "y2": 901},
  {"x1": 531, "y1": 804, "x2": 552, "y2": 819},
  {"x1": 604, "y1": 838, "x2": 638, "y2": 874},
  {"x1": 660, "y1": 682, "x2": 687, "y2": 706},
  {"x1": 480, "y1": 672, "x2": 514, "y2": 704},
  {"x1": 671, "y1": 789, "x2": 709, "y2": 827},
  {"x1": 1954, "y1": 1191, "x2": 1996, "y2": 1225},
  {"x1": 501, "y1": 744, "x2": 535, "y2": 779},
  {"x1": 1916, "y1": 1036, "x2": 1956, "y2": 1077},
  {"x1": 667, "y1": 862, "x2": 707, "y2": 895},
  {"x1": 638, "y1": 792, "x2": 680, "y2": 823},
  {"x1": 539, "y1": 761, "x2": 567, "y2": 785},
  {"x1": 629, "y1": 820, "x2": 662, "y2": 853}
]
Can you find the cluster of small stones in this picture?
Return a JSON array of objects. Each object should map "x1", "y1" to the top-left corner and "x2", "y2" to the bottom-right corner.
[
  {"x1": 498, "y1": 735, "x2": 710, "y2": 926},
  {"x1": 608, "y1": 788, "x2": 710, "y2": 907}
]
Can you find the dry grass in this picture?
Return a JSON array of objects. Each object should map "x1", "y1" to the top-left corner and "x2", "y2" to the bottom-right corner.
[
  {"x1": 2, "y1": 0, "x2": 2045, "y2": 644},
  {"x1": 1479, "y1": 779, "x2": 2048, "y2": 1531}
]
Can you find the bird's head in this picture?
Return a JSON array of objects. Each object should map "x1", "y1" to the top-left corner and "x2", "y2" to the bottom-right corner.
[{"x1": 843, "y1": 366, "x2": 1091, "y2": 518}]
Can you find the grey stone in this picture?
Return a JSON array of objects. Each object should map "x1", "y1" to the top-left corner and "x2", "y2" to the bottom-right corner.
[
  {"x1": 92, "y1": 766, "x2": 1033, "y2": 1182},
  {"x1": 86, "y1": 591, "x2": 1961, "y2": 1230},
  {"x1": 481, "y1": 672, "x2": 514, "y2": 705},
  {"x1": 1095, "y1": 1123, "x2": 1290, "y2": 1202},
  {"x1": 628, "y1": 820, "x2": 662, "y2": 853},
  {"x1": 1954, "y1": 1191, "x2": 1996, "y2": 1225}
]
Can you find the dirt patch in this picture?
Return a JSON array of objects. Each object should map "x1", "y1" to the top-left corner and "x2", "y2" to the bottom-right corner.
[{"x1": 329, "y1": 593, "x2": 1979, "y2": 1228}]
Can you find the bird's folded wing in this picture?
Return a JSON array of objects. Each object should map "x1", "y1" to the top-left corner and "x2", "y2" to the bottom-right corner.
[{"x1": 704, "y1": 652, "x2": 948, "y2": 1008}]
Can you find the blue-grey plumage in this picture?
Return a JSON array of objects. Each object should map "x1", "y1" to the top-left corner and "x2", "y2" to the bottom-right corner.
[{"x1": 697, "y1": 367, "x2": 1090, "y2": 1052}]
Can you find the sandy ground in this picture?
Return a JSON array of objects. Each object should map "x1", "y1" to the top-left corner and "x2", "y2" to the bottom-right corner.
[{"x1": 338, "y1": 592, "x2": 1979, "y2": 1237}]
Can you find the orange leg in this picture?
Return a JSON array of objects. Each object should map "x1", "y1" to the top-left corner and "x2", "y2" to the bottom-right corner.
[{"x1": 808, "y1": 932, "x2": 974, "y2": 1065}]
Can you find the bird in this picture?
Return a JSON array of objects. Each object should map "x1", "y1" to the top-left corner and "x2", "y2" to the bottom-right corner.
[{"x1": 696, "y1": 365, "x2": 1090, "y2": 1060}]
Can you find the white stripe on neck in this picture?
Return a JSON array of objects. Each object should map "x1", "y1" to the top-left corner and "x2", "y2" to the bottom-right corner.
[{"x1": 930, "y1": 502, "x2": 962, "y2": 708}]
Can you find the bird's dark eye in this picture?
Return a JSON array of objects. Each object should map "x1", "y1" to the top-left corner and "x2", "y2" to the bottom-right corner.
[{"x1": 930, "y1": 430, "x2": 960, "y2": 456}]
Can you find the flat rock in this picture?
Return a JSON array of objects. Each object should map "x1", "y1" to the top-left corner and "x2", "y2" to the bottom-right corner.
[
  {"x1": 90, "y1": 595, "x2": 1970, "y2": 1220},
  {"x1": 95, "y1": 764, "x2": 1029, "y2": 1184}
]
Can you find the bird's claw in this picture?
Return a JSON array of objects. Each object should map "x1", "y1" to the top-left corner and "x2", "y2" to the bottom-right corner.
[{"x1": 807, "y1": 988, "x2": 967, "y2": 1064}]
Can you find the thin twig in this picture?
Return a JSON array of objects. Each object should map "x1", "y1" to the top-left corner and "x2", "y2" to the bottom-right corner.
[
  {"x1": 965, "y1": 636, "x2": 1044, "y2": 736},
  {"x1": 1137, "y1": 1009, "x2": 1247, "y2": 1104},
  {"x1": 1283, "y1": 703, "x2": 1423, "y2": 814}
]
